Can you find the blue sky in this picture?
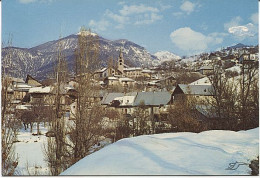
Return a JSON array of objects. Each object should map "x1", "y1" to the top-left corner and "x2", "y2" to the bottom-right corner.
[{"x1": 2, "y1": 0, "x2": 259, "y2": 56}]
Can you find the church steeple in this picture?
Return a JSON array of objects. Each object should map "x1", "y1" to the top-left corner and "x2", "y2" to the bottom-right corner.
[{"x1": 118, "y1": 48, "x2": 124, "y2": 73}]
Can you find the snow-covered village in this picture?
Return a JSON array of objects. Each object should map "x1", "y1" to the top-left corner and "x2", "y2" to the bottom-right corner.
[{"x1": 1, "y1": 0, "x2": 259, "y2": 176}]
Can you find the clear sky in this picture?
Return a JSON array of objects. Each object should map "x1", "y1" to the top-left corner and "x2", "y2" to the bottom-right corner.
[{"x1": 2, "y1": 0, "x2": 259, "y2": 56}]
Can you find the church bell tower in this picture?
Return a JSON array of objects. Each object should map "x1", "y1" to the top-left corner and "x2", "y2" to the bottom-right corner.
[{"x1": 118, "y1": 48, "x2": 124, "y2": 73}]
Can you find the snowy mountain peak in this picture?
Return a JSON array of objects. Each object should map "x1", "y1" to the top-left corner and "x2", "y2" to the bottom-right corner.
[{"x1": 154, "y1": 51, "x2": 181, "y2": 63}]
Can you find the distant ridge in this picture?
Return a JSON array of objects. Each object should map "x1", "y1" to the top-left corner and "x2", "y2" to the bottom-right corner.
[{"x1": 227, "y1": 43, "x2": 250, "y2": 49}]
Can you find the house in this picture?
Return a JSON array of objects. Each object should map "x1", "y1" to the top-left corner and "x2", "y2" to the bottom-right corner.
[
  {"x1": 208, "y1": 53, "x2": 221, "y2": 61},
  {"x1": 94, "y1": 67, "x2": 122, "y2": 80},
  {"x1": 6, "y1": 77, "x2": 33, "y2": 104},
  {"x1": 123, "y1": 67, "x2": 142, "y2": 78},
  {"x1": 133, "y1": 91, "x2": 171, "y2": 115},
  {"x1": 102, "y1": 91, "x2": 171, "y2": 123},
  {"x1": 239, "y1": 53, "x2": 258, "y2": 64},
  {"x1": 196, "y1": 66, "x2": 214, "y2": 75},
  {"x1": 103, "y1": 76, "x2": 136, "y2": 88},
  {"x1": 103, "y1": 76, "x2": 120, "y2": 87},
  {"x1": 25, "y1": 75, "x2": 42, "y2": 87},
  {"x1": 172, "y1": 84, "x2": 214, "y2": 103},
  {"x1": 28, "y1": 86, "x2": 54, "y2": 104},
  {"x1": 118, "y1": 77, "x2": 135, "y2": 87},
  {"x1": 141, "y1": 69, "x2": 154, "y2": 79},
  {"x1": 110, "y1": 92, "x2": 137, "y2": 115}
]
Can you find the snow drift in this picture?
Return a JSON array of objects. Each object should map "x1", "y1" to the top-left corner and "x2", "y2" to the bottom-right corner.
[{"x1": 61, "y1": 128, "x2": 259, "y2": 175}]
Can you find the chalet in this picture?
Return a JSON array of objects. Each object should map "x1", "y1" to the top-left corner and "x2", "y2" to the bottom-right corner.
[
  {"x1": 172, "y1": 84, "x2": 214, "y2": 103},
  {"x1": 25, "y1": 75, "x2": 42, "y2": 87}
]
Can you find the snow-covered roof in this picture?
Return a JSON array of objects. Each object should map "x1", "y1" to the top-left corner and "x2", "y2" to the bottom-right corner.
[
  {"x1": 108, "y1": 77, "x2": 118, "y2": 80},
  {"x1": 29, "y1": 86, "x2": 52, "y2": 94},
  {"x1": 13, "y1": 83, "x2": 32, "y2": 91},
  {"x1": 133, "y1": 91, "x2": 171, "y2": 106},
  {"x1": 175, "y1": 84, "x2": 214, "y2": 96},
  {"x1": 119, "y1": 77, "x2": 135, "y2": 82},
  {"x1": 113, "y1": 94, "x2": 136, "y2": 106},
  {"x1": 65, "y1": 86, "x2": 75, "y2": 91},
  {"x1": 123, "y1": 67, "x2": 142, "y2": 71},
  {"x1": 189, "y1": 77, "x2": 211, "y2": 85},
  {"x1": 198, "y1": 66, "x2": 213, "y2": 70},
  {"x1": 96, "y1": 68, "x2": 107, "y2": 73},
  {"x1": 61, "y1": 128, "x2": 258, "y2": 175},
  {"x1": 101, "y1": 93, "x2": 124, "y2": 105},
  {"x1": 225, "y1": 65, "x2": 241, "y2": 73},
  {"x1": 9, "y1": 77, "x2": 25, "y2": 83},
  {"x1": 141, "y1": 69, "x2": 153, "y2": 73},
  {"x1": 16, "y1": 104, "x2": 32, "y2": 110}
]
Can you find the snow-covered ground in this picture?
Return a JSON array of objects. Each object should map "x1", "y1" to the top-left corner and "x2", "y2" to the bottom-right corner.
[
  {"x1": 61, "y1": 128, "x2": 259, "y2": 176},
  {"x1": 14, "y1": 123, "x2": 50, "y2": 175}
]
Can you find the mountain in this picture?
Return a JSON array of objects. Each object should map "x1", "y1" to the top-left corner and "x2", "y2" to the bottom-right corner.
[
  {"x1": 2, "y1": 33, "x2": 159, "y2": 80},
  {"x1": 227, "y1": 43, "x2": 250, "y2": 49},
  {"x1": 154, "y1": 51, "x2": 181, "y2": 63}
]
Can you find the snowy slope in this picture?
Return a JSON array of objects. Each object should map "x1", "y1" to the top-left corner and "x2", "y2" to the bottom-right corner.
[{"x1": 61, "y1": 128, "x2": 259, "y2": 175}]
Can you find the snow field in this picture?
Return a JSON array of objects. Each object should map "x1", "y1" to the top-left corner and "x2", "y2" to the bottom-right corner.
[{"x1": 61, "y1": 128, "x2": 259, "y2": 175}]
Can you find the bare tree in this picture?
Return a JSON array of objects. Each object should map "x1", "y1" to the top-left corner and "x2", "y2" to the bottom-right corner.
[
  {"x1": 2, "y1": 37, "x2": 19, "y2": 176},
  {"x1": 167, "y1": 95, "x2": 205, "y2": 133},
  {"x1": 208, "y1": 59, "x2": 259, "y2": 130},
  {"x1": 238, "y1": 60, "x2": 259, "y2": 129},
  {"x1": 132, "y1": 101, "x2": 151, "y2": 136},
  {"x1": 44, "y1": 36, "x2": 71, "y2": 175},
  {"x1": 70, "y1": 27, "x2": 104, "y2": 162}
]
